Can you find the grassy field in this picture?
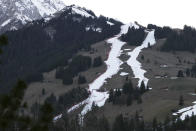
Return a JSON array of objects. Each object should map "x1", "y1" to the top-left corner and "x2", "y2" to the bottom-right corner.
[
  {"x1": 90, "y1": 38, "x2": 196, "y2": 123},
  {"x1": 23, "y1": 40, "x2": 110, "y2": 109}
]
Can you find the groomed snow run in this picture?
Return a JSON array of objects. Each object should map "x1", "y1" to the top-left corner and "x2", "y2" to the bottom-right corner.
[
  {"x1": 67, "y1": 22, "x2": 138, "y2": 121},
  {"x1": 126, "y1": 30, "x2": 156, "y2": 87},
  {"x1": 173, "y1": 101, "x2": 196, "y2": 120}
]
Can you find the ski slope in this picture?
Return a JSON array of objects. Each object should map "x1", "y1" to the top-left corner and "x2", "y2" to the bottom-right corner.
[
  {"x1": 67, "y1": 23, "x2": 138, "y2": 120},
  {"x1": 126, "y1": 30, "x2": 156, "y2": 87}
]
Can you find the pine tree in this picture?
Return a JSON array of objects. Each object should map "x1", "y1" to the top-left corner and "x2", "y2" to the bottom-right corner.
[
  {"x1": 177, "y1": 70, "x2": 184, "y2": 77},
  {"x1": 112, "y1": 114, "x2": 125, "y2": 131},
  {"x1": 108, "y1": 89, "x2": 114, "y2": 103},
  {"x1": 126, "y1": 94, "x2": 132, "y2": 106},
  {"x1": 186, "y1": 68, "x2": 191, "y2": 77},
  {"x1": 179, "y1": 95, "x2": 184, "y2": 106},
  {"x1": 78, "y1": 75, "x2": 87, "y2": 84},
  {"x1": 122, "y1": 81, "x2": 133, "y2": 95},
  {"x1": 141, "y1": 55, "x2": 145, "y2": 60},
  {"x1": 153, "y1": 117, "x2": 158, "y2": 131},
  {"x1": 93, "y1": 56, "x2": 103, "y2": 67},
  {"x1": 140, "y1": 81, "x2": 146, "y2": 94},
  {"x1": 42, "y1": 88, "x2": 46, "y2": 96},
  {"x1": 98, "y1": 116, "x2": 110, "y2": 131},
  {"x1": 148, "y1": 42, "x2": 151, "y2": 48},
  {"x1": 137, "y1": 95, "x2": 143, "y2": 104},
  {"x1": 0, "y1": 35, "x2": 8, "y2": 55}
]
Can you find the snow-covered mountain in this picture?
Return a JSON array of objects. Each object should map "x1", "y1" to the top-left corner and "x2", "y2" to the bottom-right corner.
[{"x1": 0, "y1": 0, "x2": 65, "y2": 34}]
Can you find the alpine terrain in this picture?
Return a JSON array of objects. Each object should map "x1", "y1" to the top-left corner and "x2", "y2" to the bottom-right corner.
[{"x1": 0, "y1": 1, "x2": 196, "y2": 131}]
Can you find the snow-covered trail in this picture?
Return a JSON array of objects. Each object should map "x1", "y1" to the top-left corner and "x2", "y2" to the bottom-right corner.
[
  {"x1": 127, "y1": 30, "x2": 156, "y2": 87},
  {"x1": 67, "y1": 23, "x2": 139, "y2": 117}
]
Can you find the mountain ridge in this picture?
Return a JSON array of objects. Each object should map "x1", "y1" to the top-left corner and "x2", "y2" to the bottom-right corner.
[{"x1": 0, "y1": 0, "x2": 65, "y2": 34}]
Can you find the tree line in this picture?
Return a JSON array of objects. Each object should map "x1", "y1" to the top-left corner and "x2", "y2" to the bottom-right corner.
[
  {"x1": 147, "y1": 24, "x2": 196, "y2": 53},
  {"x1": 55, "y1": 55, "x2": 103, "y2": 85},
  {"x1": 121, "y1": 27, "x2": 145, "y2": 46},
  {"x1": 109, "y1": 80, "x2": 149, "y2": 106}
]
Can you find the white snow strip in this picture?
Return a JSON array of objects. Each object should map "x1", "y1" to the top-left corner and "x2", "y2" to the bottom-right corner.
[
  {"x1": 53, "y1": 114, "x2": 62, "y2": 122},
  {"x1": 173, "y1": 101, "x2": 196, "y2": 120},
  {"x1": 72, "y1": 6, "x2": 94, "y2": 18},
  {"x1": 67, "y1": 23, "x2": 136, "y2": 123},
  {"x1": 160, "y1": 65, "x2": 168, "y2": 68},
  {"x1": 1, "y1": 19, "x2": 11, "y2": 27},
  {"x1": 124, "y1": 49, "x2": 132, "y2": 51},
  {"x1": 67, "y1": 99, "x2": 88, "y2": 113},
  {"x1": 107, "y1": 21, "x2": 114, "y2": 26},
  {"x1": 189, "y1": 93, "x2": 196, "y2": 96},
  {"x1": 120, "y1": 72, "x2": 129, "y2": 76},
  {"x1": 126, "y1": 30, "x2": 156, "y2": 87}
]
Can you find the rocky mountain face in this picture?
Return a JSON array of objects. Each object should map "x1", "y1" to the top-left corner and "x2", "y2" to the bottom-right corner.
[{"x1": 0, "y1": 0, "x2": 65, "y2": 34}]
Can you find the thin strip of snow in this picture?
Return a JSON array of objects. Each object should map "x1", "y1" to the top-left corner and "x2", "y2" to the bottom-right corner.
[
  {"x1": 53, "y1": 114, "x2": 62, "y2": 122},
  {"x1": 72, "y1": 6, "x2": 94, "y2": 18},
  {"x1": 1, "y1": 19, "x2": 12, "y2": 27},
  {"x1": 124, "y1": 49, "x2": 132, "y2": 51},
  {"x1": 120, "y1": 72, "x2": 129, "y2": 76},
  {"x1": 126, "y1": 30, "x2": 156, "y2": 87},
  {"x1": 107, "y1": 21, "x2": 114, "y2": 26},
  {"x1": 189, "y1": 93, "x2": 196, "y2": 96},
  {"x1": 67, "y1": 99, "x2": 88, "y2": 113}
]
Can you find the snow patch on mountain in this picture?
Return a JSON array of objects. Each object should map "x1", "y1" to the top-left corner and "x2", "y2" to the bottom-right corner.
[
  {"x1": 173, "y1": 101, "x2": 196, "y2": 120},
  {"x1": 107, "y1": 21, "x2": 114, "y2": 26},
  {"x1": 1, "y1": 19, "x2": 12, "y2": 27},
  {"x1": 30, "y1": 0, "x2": 65, "y2": 17},
  {"x1": 71, "y1": 5, "x2": 95, "y2": 18},
  {"x1": 85, "y1": 26, "x2": 102, "y2": 33},
  {"x1": 0, "y1": 0, "x2": 65, "y2": 33}
]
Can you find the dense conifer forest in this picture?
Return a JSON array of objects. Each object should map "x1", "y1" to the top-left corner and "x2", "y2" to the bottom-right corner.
[
  {"x1": 121, "y1": 27, "x2": 145, "y2": 46},
  {"x1": 0, "y1": 9, "x2": 122, "y2": 92}
]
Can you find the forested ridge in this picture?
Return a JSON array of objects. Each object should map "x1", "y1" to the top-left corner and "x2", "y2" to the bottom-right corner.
[
  {"x1": 0, "y1": 8, "x2": 122, "y2": 92},
  {"x1": 147, "y1": 24, "x2": 196, "y2": 53}
]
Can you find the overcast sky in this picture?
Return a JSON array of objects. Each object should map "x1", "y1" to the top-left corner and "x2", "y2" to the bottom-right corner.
[{"x1": 62, "y1": 0, "x2": 196, "y2": 29}]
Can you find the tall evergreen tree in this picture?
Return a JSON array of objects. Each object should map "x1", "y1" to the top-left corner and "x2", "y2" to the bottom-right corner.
[{"x1": 179, "y1": 95, "x2": 184, "y2": 106}]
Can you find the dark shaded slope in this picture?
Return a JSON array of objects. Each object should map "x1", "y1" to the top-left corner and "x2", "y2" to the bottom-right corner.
[{"x1": 0, "y1": 7, "x2": 122, "y2": 92}]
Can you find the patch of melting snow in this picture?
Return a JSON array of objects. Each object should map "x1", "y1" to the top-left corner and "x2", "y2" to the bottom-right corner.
[
  {"x1": 107, "y1": 21, "x2": 114, "y2": 26},
  {"x1": 170, "y1": 76, "x2": 178, "y2": 80},
  {"x1": 189, "y1": 93, "x2": 196, "y2": 96},
  {"x1": 124, "y1": 48, "x2": 132, "y2": 51},
  {"x1": 53, "y1": 114, "x2": 62, "y2": 122},
  {"x1": 1, "y1": 19, "x2": 12, "y2": 27},
  {"x1": 71, "y1": 6, "x2": 94, "y2": 18},
  {"x1": 160, "y1": 64, "x2": 168, "y2": 68},
  {"x1": 173, "y1": 101, "x2": 196, "y2": 120},
  {"x1": 126, "y1": 30, "x2": 156, "y2": 87},
  {"x1": 120, "y1": 72, "x2": 129, "y2": 76}
]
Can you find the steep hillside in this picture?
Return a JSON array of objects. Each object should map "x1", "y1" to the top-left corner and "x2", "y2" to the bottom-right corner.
[{"x1": 0, "y1": 5, "x2": 122, "y2": 92}]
